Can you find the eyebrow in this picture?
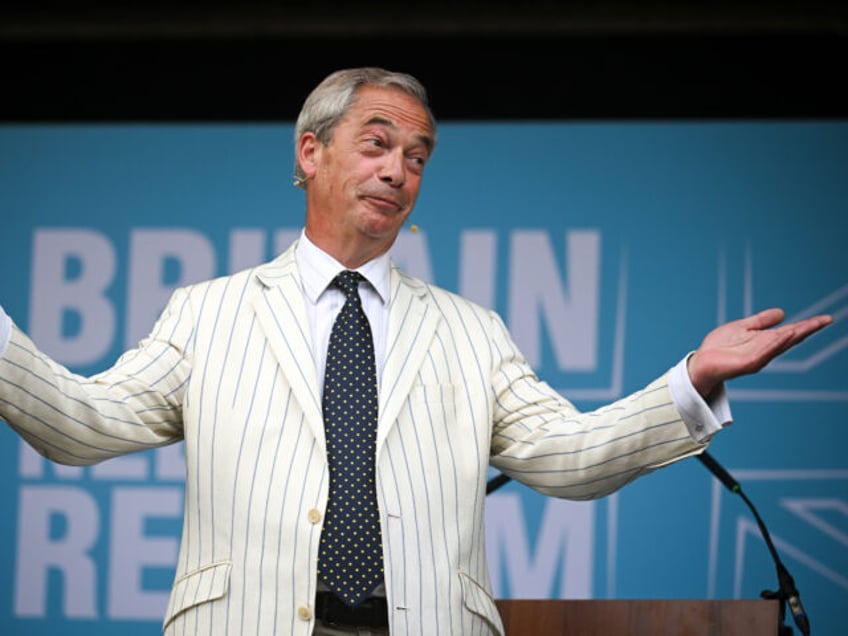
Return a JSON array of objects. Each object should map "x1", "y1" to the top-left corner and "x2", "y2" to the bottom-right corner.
[{"x1": 364, "y1": 116, "x2": 435, "y2": 155}]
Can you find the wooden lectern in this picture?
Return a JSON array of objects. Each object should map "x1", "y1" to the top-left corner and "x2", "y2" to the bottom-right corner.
[{"x1": 495, "y1": 599, "x2": 781, "y2": 635}]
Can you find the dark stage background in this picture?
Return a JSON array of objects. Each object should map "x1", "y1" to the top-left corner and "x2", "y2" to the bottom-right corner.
[{"x1": 2, "y1": 1, "x2": 847, "y2": 122}]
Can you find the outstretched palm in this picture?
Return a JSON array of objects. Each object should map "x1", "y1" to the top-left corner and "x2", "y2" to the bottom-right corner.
[{"x1": 687, "y1": 308, "x2": 833, "y2": 397}]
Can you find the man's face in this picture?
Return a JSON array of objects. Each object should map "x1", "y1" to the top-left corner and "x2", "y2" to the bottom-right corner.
[{"x1": 303, "y1": 85, "x2": 435, "y2": 260}]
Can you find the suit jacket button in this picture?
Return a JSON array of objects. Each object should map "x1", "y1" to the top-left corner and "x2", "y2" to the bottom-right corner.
[
  {"x1": 297, "y1": 605, "x2": 313, "y2": 621},
  {"x1": 308, "y1": 508, "x2": 322, "y2": 524}
]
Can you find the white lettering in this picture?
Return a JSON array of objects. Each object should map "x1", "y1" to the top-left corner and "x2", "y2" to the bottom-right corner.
[
  {"x1": 229, "y1": 228, "x2": 267, "y2": 273},
  {"x1": 274, "y1": 229, "x2": 301, "y2": 256},
  {"x1": 485, "y1": 494, "x2": 594, "y2": 598},
  {"x1": 154, "y1": 444, "x2": 186, "y2": 481},
  {"x1": 29, "y1": 228, "x2": 116, "y2": 365},
  {"x1": 508, "y1": 230, "x2": 600, "y2": 370},
  {"x1": 14, "y1": 486, "x2": 99, "y2": 618},
  {"x1": 389, "y1": 230, "x2": 434, "y2": 282},
  {"x1": 126, "y1": 229, "x2": 215, "y2": 348},
  {"x1": 91, "y1": 454, "x2": 149, "y2": 480},
  {"x1": 459, "y1": 230, "x2": 497, "y2": 309},
  {"x1": 108, "y1": 487, "x2": 181, "y2": 619}
]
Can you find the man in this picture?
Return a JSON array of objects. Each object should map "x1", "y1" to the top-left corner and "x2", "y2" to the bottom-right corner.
[{"x1": 0, "y1": 67, "x2": 832, "y2": 635}]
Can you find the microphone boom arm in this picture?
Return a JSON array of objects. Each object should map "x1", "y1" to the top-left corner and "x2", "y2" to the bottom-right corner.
[{"x1": 698, "y1": 451, "x2": 811, "y2": 636}]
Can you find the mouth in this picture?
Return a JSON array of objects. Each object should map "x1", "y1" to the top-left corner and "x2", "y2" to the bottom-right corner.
[{"x1": 362, "y1": 193, "x2": 405, "y2": 213}]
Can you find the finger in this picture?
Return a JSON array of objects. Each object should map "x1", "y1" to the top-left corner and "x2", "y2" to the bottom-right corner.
[
  {"x1": 740, "y1": 307, "x2": 786, "y2": 331},
  {"x1": 785, "y1": 314, "x2": 834, "y2": 346},
  {"x1": 804, "y1": 313, "x2": 834, "y2": 332},
  {"x1": 761, "y1": 315, "x2": 833, "y2": 362}
]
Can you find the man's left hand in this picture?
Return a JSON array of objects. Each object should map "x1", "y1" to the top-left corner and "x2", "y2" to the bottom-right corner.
[{"x1": 687, "y1": 307, "x2": 833, "y2": 398}]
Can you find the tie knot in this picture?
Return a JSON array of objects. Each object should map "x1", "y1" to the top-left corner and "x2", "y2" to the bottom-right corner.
[{"x1": 333, "y1": 270, "x2": 364, "y2": 299}]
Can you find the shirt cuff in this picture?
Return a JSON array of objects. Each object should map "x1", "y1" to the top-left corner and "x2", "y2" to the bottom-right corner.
[
  {"x1": 668, "y1": 352, "x2": 732, "y2": 443},
  {"x1": 0, "y1": 306, "x2": 11, "y2": 359}
]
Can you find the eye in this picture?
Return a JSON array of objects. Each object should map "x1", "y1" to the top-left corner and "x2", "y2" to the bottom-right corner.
[
  {"x1": 405, "y1": 154, "x2": 426, "y2": 174},
  {"x1": 359, "y1": 135, "x2": 387, "y2": 157},
  {"x1": 408, "y1": 149, "x2": 429, "y2": 167}
]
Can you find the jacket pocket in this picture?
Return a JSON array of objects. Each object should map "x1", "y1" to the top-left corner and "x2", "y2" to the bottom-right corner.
[
  {"x1": 163, "y1": 561, "x2": 232, "y2": 631},
  {"x1": 458, "y1": 571, "x2": 504, "y2": 636}
]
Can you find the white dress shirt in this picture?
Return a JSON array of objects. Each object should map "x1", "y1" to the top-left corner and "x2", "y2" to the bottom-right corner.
[{"x1": 294, "y1": 230, "x2": 391, "y2": 392}]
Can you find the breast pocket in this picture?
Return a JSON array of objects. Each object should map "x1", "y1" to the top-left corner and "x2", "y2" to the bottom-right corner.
[{"x1": 385, "y1": 382, "x2": 485, "y2": 507}]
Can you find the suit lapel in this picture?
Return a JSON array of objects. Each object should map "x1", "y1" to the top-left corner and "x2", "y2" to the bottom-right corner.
[
  {"x1": 249, "y1": 250, "x2": 441, "y2": 456},
  {"x1": 250, "y1": 246, "x2": 326, "y2": 452},
  {"x1": 377, "y1": 267, "x2": 441, "y2": 451}
]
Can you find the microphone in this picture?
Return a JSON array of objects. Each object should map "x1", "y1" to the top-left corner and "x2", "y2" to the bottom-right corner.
[{"x1": 698, "y1": 451, "x2": 811, "y2": 635}]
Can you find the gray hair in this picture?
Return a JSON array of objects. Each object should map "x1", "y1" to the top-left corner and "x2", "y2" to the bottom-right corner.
[{"x1": 293, "y1": 67, "x2": 437, "y2": 187}]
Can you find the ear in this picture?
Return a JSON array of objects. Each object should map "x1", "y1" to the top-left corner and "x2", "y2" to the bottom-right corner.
[{"x1": 297, "y1": 132, "x2": 321, "y2": 180}]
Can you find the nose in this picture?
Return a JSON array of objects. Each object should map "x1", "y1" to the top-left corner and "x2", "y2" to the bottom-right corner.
[{"x1": 378, "y1": 148, "x2": 406, "y2": 187}]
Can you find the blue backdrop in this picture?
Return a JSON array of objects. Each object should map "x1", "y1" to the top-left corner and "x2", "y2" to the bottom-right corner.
[{"x1": 1, "y1": 121, "x2": 846, "y2": 634}]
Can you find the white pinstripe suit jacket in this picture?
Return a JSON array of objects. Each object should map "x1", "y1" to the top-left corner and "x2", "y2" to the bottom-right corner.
[{"x1": 0, "y1": 242, "x2": 707, "y2": 635}]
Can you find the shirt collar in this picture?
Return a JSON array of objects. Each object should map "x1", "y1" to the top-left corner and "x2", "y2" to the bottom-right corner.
[{"x1": 295, "y1": 229, "x2": 391, "y2": 305}]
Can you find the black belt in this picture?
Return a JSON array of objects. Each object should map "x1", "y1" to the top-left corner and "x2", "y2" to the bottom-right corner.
[{"x1": 314, "y1": 591, "x2": 389, "y2": 629}]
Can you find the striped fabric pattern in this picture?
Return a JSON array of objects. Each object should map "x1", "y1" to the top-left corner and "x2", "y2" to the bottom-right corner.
[{"x1": 0, "y1": 241, "x2": 707, "y2": 635}]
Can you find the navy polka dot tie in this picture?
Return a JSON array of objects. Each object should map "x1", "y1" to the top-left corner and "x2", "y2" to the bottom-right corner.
[{"x1": 318, "y1": 270, "x2": 383, "y2": 607}]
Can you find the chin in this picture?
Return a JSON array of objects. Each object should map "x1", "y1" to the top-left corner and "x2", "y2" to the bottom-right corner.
[{"x1": 362, "y1": 216, "x2": 407, "y2": 239}]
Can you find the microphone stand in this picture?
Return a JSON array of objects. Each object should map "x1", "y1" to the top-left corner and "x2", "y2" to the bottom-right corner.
[
  {"x1": 487, "y1": 453, "x2": 813, "y2": 635},
  {"x1": 486, "y1": 471, "x2": 512, "y2": 495},
  {"x1": 698, "y1": 451, "x2": 811, "y2": 636}
]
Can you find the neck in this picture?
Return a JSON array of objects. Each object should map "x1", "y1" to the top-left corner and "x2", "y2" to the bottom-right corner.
[
  {"x1": 304, "y1": 222, "x2": 395, "y2": 269},
  {"x1": 305, "y1": 231, "x2": 389, "y2": 270}
]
